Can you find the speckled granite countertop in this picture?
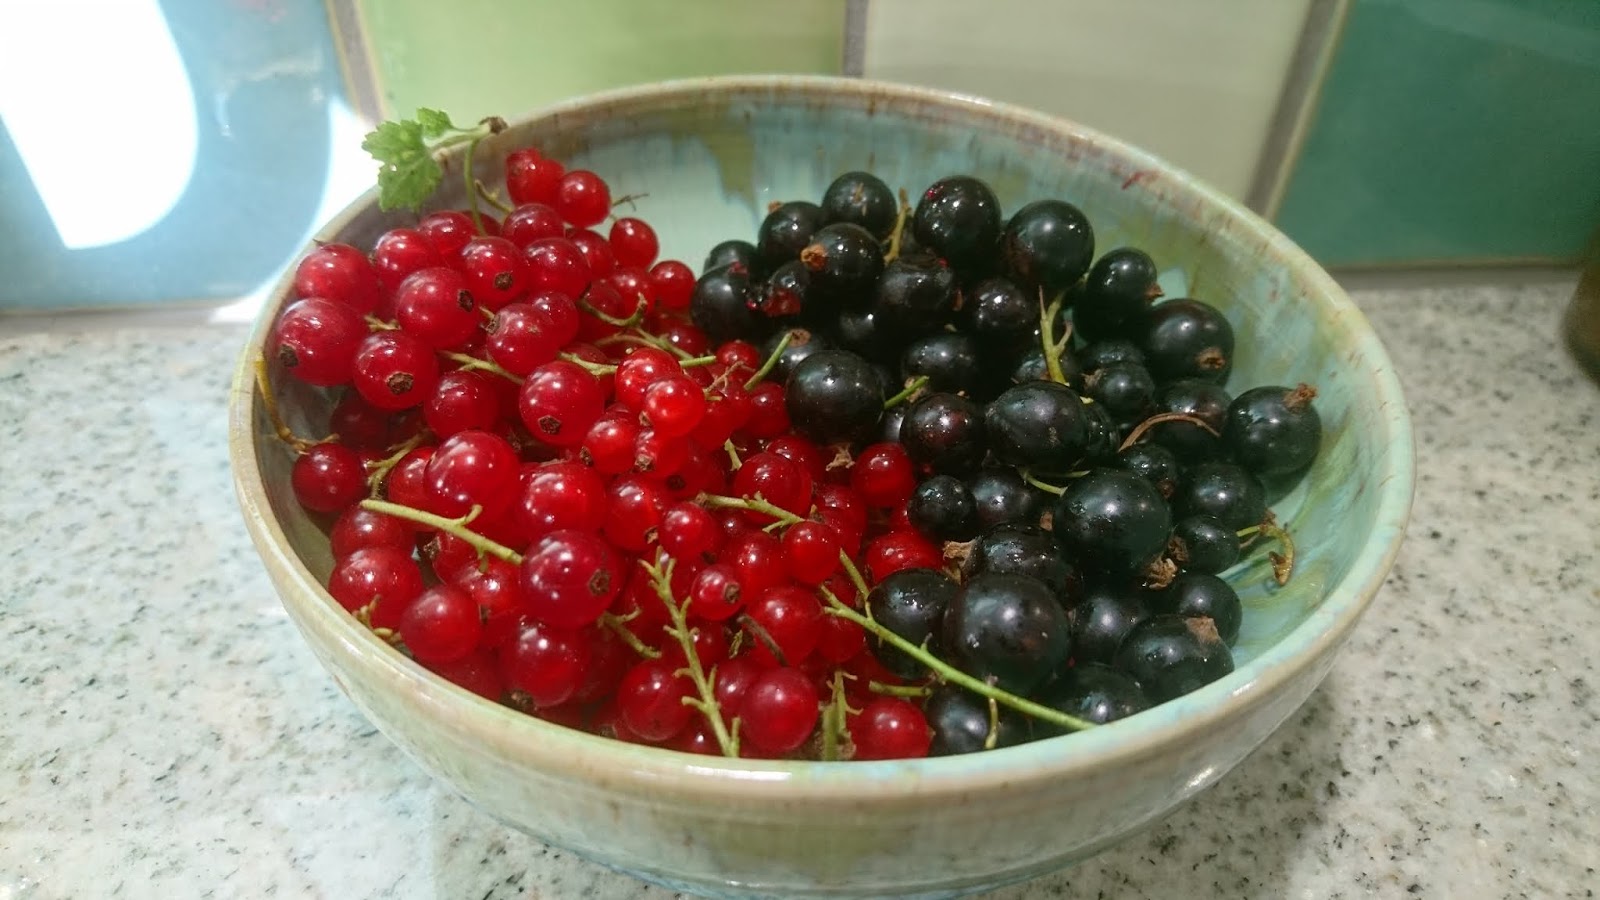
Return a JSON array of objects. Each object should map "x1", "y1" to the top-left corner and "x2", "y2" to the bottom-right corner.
[{"x1": 1, "y1": 280, "x2": 1596, "y2": 900}]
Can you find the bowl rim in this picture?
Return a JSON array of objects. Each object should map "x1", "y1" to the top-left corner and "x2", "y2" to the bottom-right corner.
[{"x1": 228, "y1": 73, "x2": 1415, "y2": 801}]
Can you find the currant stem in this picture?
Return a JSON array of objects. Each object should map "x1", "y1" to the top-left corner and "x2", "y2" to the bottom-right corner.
[
  {"x1": 642, "y1": 552, "x2": 739, "y2": 757},
  {"x1": 364, "y1": 431, "x2": 429, "y2": 497},
  {"x1": 743, "y1": 331, "x2": 794, "y2": 390},
  {"x1": 837, "y1": 550, "x2": 872, "y2": 605},
  {"x1": 442, "y1": 351, "x2": 524, "y2": 383},
  {"x1": 1117, "y1": 412, "x2": 1221, "y2": 452},
  {"x1": 597, "y1": 329, "x2": 694, "y2": 361},
  {"x1": 473, "y1": 178, "x2": 513, "y2": 215},
  {"x1": 867, "y1": 680, "x2": 932, "y2": 698},
  {"x1": 984, "y1": 697, "x2": 1000, "y2": 751},
  {"x1": 600, "y1": 613, "x2": 663, "y2": 660},
  {"x1": 696, "y1": 493, "x2": 805, "y2": 528},
  {"x1": 1038, "y1": 293, "x2": 1070, "y2": 386},
  {"x1": 722, "y1": 440, "x2": 742, "y2": 470},
  {"x1": 253, "y1": 357, "x2": 329, "y2": 454},
  {"x1": 1020, "y1": 470, "x2": 1067, "y2": 496},
  {"x1": 557, "y1": 352, "x2": 618, "y2": 377},
  {"x1": 578, "y1": 294, "x2": 648, "y2": 329},
  {"x1": 364, "y1": 315, "x2": 400, "y2": 331},
  {"x1": 1239, "y1": 521, "x2": 1297, "y2": 585},
  {"x1": 819, "y1": 584, "x2": 1097, "y2": 733},
  {"x1": 358, "y1": 499, "x2": 524, "y2": 565},
  {"x1": 883, "y1": 375, "x2": 930, "y2": 410},
  {"x1": 882, "y1": 188, "x2": 912, "y2": 263},
  {"x1": 819, "y1": 670, "x2": 856, "y2": 762},
  {"x1": 464, "y1": 137, "x2": 488, "y2": 235},
  {"x1": 680, "y1": 354, "x2": 719, "y2": 369}
]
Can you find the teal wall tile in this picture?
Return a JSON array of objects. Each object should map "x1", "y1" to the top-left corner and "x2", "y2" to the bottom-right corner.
[{"x1": 1274, "y1": 0, "x2": 1600, "y2": 267}]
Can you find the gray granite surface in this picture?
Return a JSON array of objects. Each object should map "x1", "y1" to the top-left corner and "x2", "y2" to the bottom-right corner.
[{"x1": 1, "y1": 281, "x2": 1596, "y2": 899}]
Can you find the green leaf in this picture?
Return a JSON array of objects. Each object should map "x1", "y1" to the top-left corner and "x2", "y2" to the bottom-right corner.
[
  {"x1": 361, "y1": 118, "x2": 441, "y2": 212},
  {"x1": 415, "y1": 108, "x2": 455, "y2": 138}
]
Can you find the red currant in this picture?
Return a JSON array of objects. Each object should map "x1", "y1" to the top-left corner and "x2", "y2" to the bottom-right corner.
[
  {"x1": 724, "y1": 529, "x2": 787, "y2": 597},
  {"x1": 424, "y1": 430, "x2": 520, "y2": 519},
  {"x1": 418, "y1": 210, "x2": 482, "y2": 258},
  {"x1": 518, "y1": 360, "x2": 604, "y2": 448},
  {"x1": 553, "y1": 170, "x2": 611, "y2": 227},
  {"x1": 849, "y1": 697, "x2": 932, "y2": 760},
  {"x1": 372, "y1": 227, "x2": 445, "y2": 296},
  {"x1": 742, "y1": 585, "x2": 824, "y2": 667},
  {"x1": 395, "y1": 266, "x2": 480, "y2": 349},
  {"x1": 742, "y1": 382, "x2": 791, "y2": 439},
  {"x1": 781, "y1": 520, "x2": 842, "y2": 586},
  {"x1": 730, "y1": 451, "x2": 812, "y2": 522},
  {"x1": 527, "y1": 290, "x2": 581, "y2": 347},
  {"x1": 454, "y1": 557, "x2": 529, "y2": 648},
  {"x1": 398, "y1": 583, "x2": 482, "y2": 664},
  {"x1": 330, "y1": 506, "x2": 411, "y2": 558},
  {"x1": 649, "y1": 260, "x2": 695, "y2": 312},
  {"x1": 658, "y1": 501, "x2": 723, "y2": 563},
  {"x1": 715, "y1": 340, "x2": 761, "y2": 371},
  {"x1": 603, "y1": 476, "x2": 666, "y2": 553},
  {"x1": 383, "y1": 446, "x2": 434, "y2": 509},
  {"x1": 642, "y1": 376, "x2": 707, "y2": 438},
  {"x1": 328, "y1": 545, "x2": 423, "y2": 628},
  {"x1": 428, "y1": 647, "x2": 503, "y2": 701},
  {"x1": 863, "y1": 530, "x2": 943, "y2": 583},
  {"x1": 328, "y1": 393, "x2": 393, "y2": 451},
  {"x1": 272, "y1": 298, "x2": 366, "y2": 387},
  {"x1": 579, "y1": 412, "x2": 641, "y2": 475},
  {"x1": 686, "y1": 563, "x2": 744, "y2": 622},
  {"x1": 632, "y1": 427, "x2": 689, "y2": 479},
  {"x1": 523, "y1": 237, "x2": 592, "y2": 299},
  {"x1": 815, "y1": 614, "x2": 867, "y2": 665},
  {"x1": 738, "y1": 667, "x2": 820, "y2": 755},
  {"x1": 505, "y1": 149, "x2": 564, "y2": 206},
  {"x1": 567, "y1": 229, "x2": 616, "y2": 276},
  {"x1": 614, "y1": 348, "x2": 679, "y2": 410},
  {"x1": 293, "y1": 242, "x2": 381, "y2": 314},
  {"x1": 608, "y1": 217, "x2": 659, "y2": 268},
  {"x1": 851, "y1": 442, "x2": 917, "y2": 508},
  {"x1": 424, "y1": 369, "x2": 503, "y2": 437},
  {"x1": 499, "y1": 618, "x2": 591, "y2": 708},
  {"x1": 291, "y1": 443, "x2": 367, "y2": 514},
  {"x1": 616, "y1": 658, "x2": 692, "y2": 742},
  {"x1": 765, "y1": 434, "x2": 828, "y2": 482},
  {"x1": 459, "y1": 236, "x2": 528, "y2": 312},
  {"x1": 515, "y1": 461, "x2": 608, "y2": 540},
  {"x1": 519, "y1": 530, "x2": 622, "y2": 628}
]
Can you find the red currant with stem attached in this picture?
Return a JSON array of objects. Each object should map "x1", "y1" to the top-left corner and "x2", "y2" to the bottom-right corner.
[
  {"x1": 580, "y1": 413, "x2": 641, "y2": 475},
  {"x1": 716, "y1": 340, "x2": 761, "y2": 371},
  {"x1": 669, "y1": 721, "x2": 721, "y2": 756},
  {"x1": 603, "y1": 475, "x2": 666, "y2": 553},
  {"x1": 454, "y1": 557, "x2": 529, "y2": 649},
  {"x1": 661, "y1": 619, "x2": 730, "y2": 671},
  {"x1": 527, "y1": 290, "x2": 581, "y2": 347},
  {"x1": 725, "y1": 529, "x2": 787, "y2": 597},
  {"x1": 851, "y1": 442, "x2": 917, "y2": 508},
  {"x1": 742, "y1": 382, "x2": 791, "y2": 439},
  {"x1": 650, "y1": 260, "x2": 696, "y2": 312},
  {"x1": 813, "y1": 483, "x2": 867, "y2": 546},
  {"x1": 330, "y1": 506, "x2": 411, "y2": 558},
  {"x1": 765, "y1": 434, "x2": 827, "y2": 482},
  {"x1": 293, "y1": 242, "x2": 381, "y2": 314},
  {"x1": 291, "y1": 443, "x2": 367, "y2": 513},
  {"x1": 523, "y1": 237, "x2": 592, "y2": 299},
  {"x1": 571, "y1": 626, "x2": 635, "y2": 705},
  {"x1": 272, "y1": 297, "x2": 366, "y2": 387},
  {"x1": 420, "y1": 530, "x2": 479, "y2": 583},
  {"x1": 372, "y1": 227, "x2": 445, "y2": 295},
  {"x1": 567, "y1": 229, "x2": 616, "y2": 276},
  {"x1": 564, "y1": 343, "x2": 616, "y2": 397},
  {"x1": 574, "y1": 280, "x2": 634, "y2": 342},
  {"x1": 484, "y1": 303, "x2": 560, "y2": 377},
  {"x1": 632, "y1": 426, "x2": 689, "y2": 479},
  {"x1": 499, "y1": 618, "x2": 591, "y2": 708},
  {"x1": 849, "y1": 697, "x2": 932, "y2": 759},
  {"x1": 328, "y1": 393, "x2": 392, "y2": 451},
  {"x1": 519, "y1": 360, "x2": 604, "y2": 448},
  {"x1": 739, "y1": 667, "x2": 820, "y2": 754},
  {"x1": 815, "y1": 614, "x2": 867, "y2": 664},
  {"x1": 616, "y1": 658, "x2": 692, "y2": 742},
  {"x1": 863, "y1": 530, "x2": 943, "y2": 583},
  {"x1": 731, "y1": 451, "x2": 813, "y2": 522},
  {"x1": 515, "y1": 460, "x2": 608, "y2": 540},
  {"x1": 742, "y1": 585, "x2": 824, "y2": 667},
  {"x1": 657, "y1": 318, "x2": 709, "y2": 357},
  {"x1": 395, "y1": 267, "x2": 480, "y2": 349},
  {"x1": 712, "y1": 656, "x2": 762, "y2": 721},
  {"x1": 460, "y1": 236, "x2": 529, "y2": 312},
  {"x1": 505, "y1": 149, "x2": 564, "y2": 206},
  {"x1": 424, "y1": 430, "x2": 520, "y2": 519},
  {"x1": 690, "y1": 388, "x2": 751, "y2": 449},
  {"x1": 328, "y1": 545, "x2": 423, "y2": 628},
  {"x1": 687, "y1": 563, "x2": 744, "y2": 622},
  {"x1": 614, "y1": 348, "x2": 679, "y2": 410},
  {"x1": 383, "y1": 446, "x2": 434, "y2": 510},
  {"x1": 424, "y1": 370, "x2": 503, "y2": 437},
  {"x1": 519, "y1": 529, "x2": 622, "y2": 628},
  {"x1": 418, "y1": 210, "x2": 482, "y2": 258},
  {"x1": 428, "y1": 647, "x2": 503, "y2": 701},
  {"x1": 642, "y1": 376, "x2": 707, "y2": 438},
  {"x1": 500, "y1": 202, "x2": 567, "y2": 249},
  {"x1": 398, "y1": 584, "x2": 482, "y2": 664},
  {"x1": 781, "y1": 520, "x2": 842, "y2": 586},
  {"x1": 605, "y1": 266, "x2": 655, "y2": 313},
  {"x1": 608, "y1": 217, "x2": 659, "y2": 268},
  {"x1": 553, "y1": 170, "x2": 612, "y2": 227},
  {"x1": 659, "y1": 501, "x2": 723, "y2": 563}
]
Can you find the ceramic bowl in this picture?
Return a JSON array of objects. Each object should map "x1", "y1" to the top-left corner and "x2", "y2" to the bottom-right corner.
[{"x1": 228, "y1": 76, "x2": 1414, "y2": 898}]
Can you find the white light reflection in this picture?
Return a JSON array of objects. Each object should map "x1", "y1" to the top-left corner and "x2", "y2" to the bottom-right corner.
[{"x1": 0, "y1": 0, "x2": 198, "y2": 249}]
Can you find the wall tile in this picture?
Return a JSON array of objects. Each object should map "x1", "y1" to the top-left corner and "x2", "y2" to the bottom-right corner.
[
  {"x1": 355, "y1": 0, "x2": 848, "y2": 125},
  {"x1": 1273, "y1": 0, "x2": 1600, "y2": 267},
  {"x1": 861, "y1": 0, "x2": 1313, "y2": 199}
]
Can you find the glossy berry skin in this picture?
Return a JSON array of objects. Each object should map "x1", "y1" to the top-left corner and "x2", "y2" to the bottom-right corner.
[
  {"x1": 799, "y1": 223, "x2": 884, "y2": 308},
  {"x1": 519, "y1": 530, "x2": 623, "y2": 628},
  {"x1": 900, "y1": 392, "x2": 986, "y2": 477},
  {"x1": 984, "y1": 381, "x2": 1092, "y2": 476},
  {"x1": 617, "y1": 659, "x2": 693, "y2": 742},
  {"x1": 485, "y1": 302, "x2": 560, "y2": 377},
  {"x1": 1148, "y1": 378, "x2": 1232, "y2": 460},
  {"x1": 1170, "y1": 515, "x2": 1241, "y2": 574},
  {"x1": 849, "y1": 697, "x2": 932, "y2": 760},
  {"x1": 865, "y1": 568, "x2": 959, "y2": 678},
  {"x1": 398, "y1": 584, "x2": 482, "y2": 664},
  {"x1": 900, "y1": 332, "x2": 980, "y2": 394},
  {"x1": 293, "y1": 242, "x2": 381, "y2": 314},
  {"x1": 327, "y1": 546, "x2": 423, "y2": 628},
  {"x1": 969, "y1": 522, "x2": 1080, "y2": 603},
  {"x1": 704, "y1": 239, "x2": 759, "y2": 275},
  {"x1": 527, "y1": 290, "x2": 581, "y2": 346},
  {"x1": 604, "y1": 476, "x2": 667, "y2": 553},
  {"x1": 688, "y1": 563, "x2": 745, "y2": 621},
  {"x1": 1141, "y1": 298, "x2": 1235, "y2": 384},
  {"x1": 1177, "y1": 461, "x2": 1267, "y2": 531},
  {"x1": 519, "y1": 360, "x2": 604, "y2": 448},
  {"x1": 290, "y1": 443, "x2": 366, "y2": 514},
  {"x1": 522, "y1": 237, "x2": 593, "y2": 299},
  {"x1": 499, "y1": 620, "x2": 591, "y2": 709},
  {"x1": 964, "y1": 277, "x2": 1035, "y2": 353},
  {"x1": 608, "y1": 217, "x2": 659, "y2": 268},
  {"x1": 424, "y1": 430, "x2": 521, "y2": 519},
  {"x1": 552, "y1": 169, "x2": 611, "y2": 227},
  {"x1": 743, "y1": 585, "x2": 825, "y2": 668},
  {"x1": 833, "y1": 305, "x2": 896, "y2": 363},
  {"x1": 751, "y1": 260, "x2": 810, "y2": 319},
  {"x1": 1150, "y1": 571, "x2": 1243, "y2": 646},
  {"x1": 504, "y1": 149, "x2": 564, "y2": 206},
  {"x1": 419, "y1": 210, "x2": 488, "y2": 258},
  {"x1": 1114, "y1": 614, "x2": 1235, "y2": 703},
  {"x1": 1223, "y1": 385, "x2": 1323, "y2": 477},
  {"x1": 784, "y1": 350, "x2": 884, "y2": 444},
  {"x1": 330, "y1": 506, "x2": 411, "y2": 558},
  {"x1": 642, "y1": 376, "x2": 707, "y2": 438},
  {"x1": 967, "y1": 468, "x2": 1047, "y2": 531},
  {"x1": 739, "y1": 667, "x2": 820, "y2": 755},
  {"x1": 1073, "y1": 248, "x2": 1162, "y2": 344},
  {"x1": 1000, "y1": 199, "x2": 1095, "y2": 293},
  {"x1": 821, "y1": 170, "x2": 898, "y2": 239},
  {"x1": 1034, "y1": 663, "x2": 1149, "y2": 734},
  {"x1": 1053, "y1": 469, "x2": 1173, "y2": 573},
  {"x1": 459, "y1": 236, "x2": 529, "y2": 312},
  {"x1": 650, "y1": 260, "x2": 697, "y2": 312},
  {"x1": 1113, "y1": 442, "x2": 1181, "y2": 500},
  {"x1": 781, "y1": 520, "x2": 842, "y2": 586},
  {"x1": 352, "y1": 330, "x2": 441, "y2": 411},
  {"x1": 731, "y1": 451, "x2": 813, "y2": 521},
  {"x1": 372, "y1": 227, "x2": 445, "y2": 296},
  {"x1": 851, "y1": 442, "x2": 917, "y2": 508},
  {"x1": 1083, "y1": 361, "x2": 1156, "y2": 422},
  {"x1": 501, "y1": 203, "x2": 566, "y2": 249},
  {"x1": 757, "y1": 200, "x2": 826, "y2": 269},
  {"x1": 425, "y1": 370, "x2": 502, "y2": 437},
  {"x1": 907, "y1": 475, "x2": 979, "y2": 541},
  {"x1": 1078, "y1": 338, "x2": 1146, "y2": 374},
  {"x1": 516, "y1": 461, "x2": 609, "y2": 541},
  {"x1": 690, "y1": 263, "x2": 766, "y2": 344},
  {"x1": 912, "y1": 176, "x2": 1002, "y2": 272},
  {"x1": 1068, "y1": 582, "x2": 1152, "y2": 665},
  {"x1": 942, "y1": 573, "x2": 1070, "y2": 694},
  {"x1": 272, "y1": 298, "x2": 365, "y2": 386},
  {"x1": 924, "y1": 685, "x2": 1030, "y2": 756},
  {"x1": 873, "y1": 255, "x2": 958, "y2": 332}
]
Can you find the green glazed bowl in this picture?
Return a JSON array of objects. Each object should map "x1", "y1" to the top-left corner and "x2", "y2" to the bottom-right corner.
[{"x1": 229, "y1": 76, "x2": 1414, "y2": 898}]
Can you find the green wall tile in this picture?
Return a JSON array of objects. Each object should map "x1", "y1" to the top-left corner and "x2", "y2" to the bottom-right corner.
[
  {"x1": 355, "y1": 0, "x2": 846, "y2": 125},
  {"x1": 1275, "y1": 0, "x2": 1600, "y2": 267}
]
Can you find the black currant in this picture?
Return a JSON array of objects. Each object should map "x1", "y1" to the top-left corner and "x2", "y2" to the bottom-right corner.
[
  {"x1": 756, "y1": 201, "x2": 825, "y2": 270},
  {"x1": 1148, "y1": 572, "x2": 1242, "y2": 646},
  {"x1": 874, "y1": 254, "x2": 959, "y2": 331},
  {"x1": 901, "y1": 332, "x2": 982, "y2": 394},
  {"x1": 1083, "y1": 361, "x2": 1156, "y2": 422},
  {"x1": 1000, "y1": 199, "x2": 1095, "y2": 294},
  {"x1": 912, "y1": 176, "x2": 1003, "y2": 272},
  {"x1": 907, "y1": 475, "x2": 980, "y2": 542},
  {"x1": 760, "y1": 326, "x2": 832, "y2": 383},
  {"x1": 942, "y1": 572, "x2": 1071, "y2": 694},
  {"x1": 1067, "y1": 581, "x2": 1151, "y2": 665},
  {"x1": 1169, "y1": 514, "x2": 1241, "y2": 574},
  {"x1": 1078, "y1": 338, "x2": 1146, "y2": 374},
  {"x1": 1033, "y1": 663, "x2": 1150, "y2": 733},
  {"x1": 689, "y1": 264, "x2": 767, "y2": 343},
  {"x1": 1053, "y1": 469, "x2": 1173, "y2": 573},
  {"x1": 1223, "y1": 384, "x2": 1323, "y2": 477},
  {"x1": 1113, "y1": 442, "x2": 1181, "y2": 500},
  {"x1": 880, "y1": 403, "x2": 908, "y2": 443},
  {"x1": 1145, "y1": 378, "x2": 1231, "y2": 460},
  {"x1": 924, "y1": 685, "x2": 1031, "y2": 755},
  {"x1": 800, "y1": 222, "x2": 885, "y2": 308},
  {"x1": 1141, "y1": 298, "x2": 1234, "y2": 384},
  {"x1": 1114, "y1": 615, "x2": 1234, "y2": 703},
  {"x1": 1071, "y1": 248, "x2": 1161, "y2": 344},
  {"x1": 820, "y1": 170, "x2": 899, "y2": 239},
  {"x1": 1176, "y1": 461, "x2": 1266, "y2": 531},
  {"x1": 968, "y1": 467, "x2": 1048, "y2": 531},
  {"x1": 751, "y1": 259, "x2": 811, "y2": 319},
  {"x1": 900, "y1": 392, "x2": 987, "y2": 477},
  {"x1": 704, "y1": 239, "x2": 760, "y2": 277},
  {"x1": 784, "y1": 349, "x2": 884, "y2": 444},
  {"x1": 865, "y1": 567, "x2": 959, "y2": 679},
  {"x1": 964, "y1": 277, "x2": 1036, "y2": 354},
  {"x1": 1080, "y1": 399, "x2": 1122, "y2": 467},
  {"x1": 833, "y1": 304, "x2": 898, "y2": 363},
  {"x1": 968, "y1": 522, "x2": 1082, "y2": 605},
  {"x1": 983, "y1": 381, "x2": 1092, "y2": 476}
]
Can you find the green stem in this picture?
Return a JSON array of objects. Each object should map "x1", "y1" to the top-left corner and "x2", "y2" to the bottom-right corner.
[
  {"x1": 643, "y1": 553, "x2": 739, "y2": 757},
  {"x1": 883, "y1": 375, "x2": 929, "y2": 410},
  {"x1": 600, "y1": 612, "x2": 662, "y2": 660},
  {"x1": 723, "y1": 440, "x2": 742, "y2": 470},
  {"x1": 578, "y1": 294, "x2": 648, "y2": 329},
  {"x1": 443, "y1": 351, "x2": 524, "y2": 383},
  {"x1": 819, "y1": 585, "x2": 1096, "y2": 733},
  {"x1": 364, "y1": 431, "x2": 429, "y2": 497},
  {"x1": 743, "y1": 331, "x2": 794, "y2": 390},
  {"x1": 558, "y1": 352, "x2": 618, "y2": 377},
  {"x1": 254, "y1": 357, "x2": 329, "y2": 454},
  {"x1": 697, "y1": 493, "x2": 805, "y2": 528},
  {"x1": 597, "y1": 330, "x2": 693, "y2": 361},
  {"x1": 838, "y1": 550, "x2": 871, "y2": 603},
  {"x1": 474, "y1": 178, "x2": 513, "y2": 214},
  {"x1": 1039, "y1": 293, "x2": 1069, "y2": 386},
  {"x1": 681, "y1": 354, "x2": 719, "y2": 369},
  {"x1": 868, "y1": 680, "x2": 932, "y2": 699},
  {"x1": 358, "y1": 500, "x2": 524, "y2": 565},
  {"x1": 1240, "y1": 521, "x2": 1297, "y2": 585},
  {"x1": 882, "y1": 188, "x2": 911, "y2": 263},
  {"x1": 819, "y1": 670, "x2": 855, "y2": 761},
  {"x1": 1020, "y1": 470, "x2": 1066, "y2": 496}
]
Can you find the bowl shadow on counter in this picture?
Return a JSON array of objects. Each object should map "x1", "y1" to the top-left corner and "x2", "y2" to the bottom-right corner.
[{"x1": 410, "y1": 680, "x2": 1348, "y2": 899}]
